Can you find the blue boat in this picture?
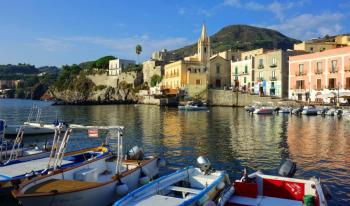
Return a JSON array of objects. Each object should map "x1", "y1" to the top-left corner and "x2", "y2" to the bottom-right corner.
[{"x1": 114, "y1": 157, "x2": 230, "y2": 206}]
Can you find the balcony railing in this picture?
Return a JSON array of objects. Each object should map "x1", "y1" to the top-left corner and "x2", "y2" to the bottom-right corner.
[
  {"x1": 329, "y1": 67, "x2": 338, "y2": 73},
  {"x1": 270, "y1": 76, "x2": 277, "y2": 81},
  {"x1": 314, "y1": 70, "x2": 323, "y2": 75},
  {"x1": 270, "y1": 63, "x2": 277, "y2": 68},
  {"x1": 258, "y1": 64, "x2": 264, "y2": 69},
  {"x1": 295, "y1": 72, "x2": 306, "y2": 76},
  {"x1": 241, "y1": 71, "x2": 249, "y2": 75},
  {"x1": 257, "y1": 77, "x2": 264, "y2": 81},
  {"x1": 295, "y1": 88, "x2": 306, "y2": 93},
  {"x1": 344, "y1": 66, "x2": 350, "y2": 72}
]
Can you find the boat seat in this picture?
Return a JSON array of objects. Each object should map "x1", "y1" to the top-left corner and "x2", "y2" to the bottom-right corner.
[
  {"x1": 227, "y1": 195, "x2": 303, "y2": 206},
  {"x1": 168, "y1": 186, "x2": 200, "y2": 194}
]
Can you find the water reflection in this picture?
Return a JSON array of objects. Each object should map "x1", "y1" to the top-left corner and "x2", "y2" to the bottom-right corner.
[{"x1": 0, "y1": 99, "x2": 349, "y2": 205}]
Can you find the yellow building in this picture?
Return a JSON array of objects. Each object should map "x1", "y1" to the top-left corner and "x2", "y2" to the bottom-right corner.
[
  {"x1": 294, "y1": 34, "x2": 350, "y2": 53},
  {"x1": 162, "y1": 24, "x2": 210, "y2": 97}
]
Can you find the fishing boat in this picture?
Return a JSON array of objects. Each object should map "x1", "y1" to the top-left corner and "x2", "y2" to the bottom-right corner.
[
  {"x1": 301, "y1": 105, "x2": 318, "y2": 115},
  {"x1": 0, "y1": 124, "x2": 111, "y2": 195},
  {"x1": 292, "y1": 107, "x2": 303, "y2": 115},
  {"x1": 114, "y1": 156, "x2": 229, "y2": 206},
  {"x1": 218, "y1": 160, "x2": 329, "y2": 206},
  {"x1": 325, "y1": 108, "x2": 336, "y2": 116},
  {"x1": 278, "y1": 107, "x2": 292, "y2": 114},
  {"x1": 12, "y1": 125, "x2": 165, "y2": 206},
  {"x1": 253, "y1": 107, "x2": 274, "y2": 115},
  {"x1": 317, "y1": 107, "x2": 329, "y2": 116},
  {"x1": 244, "y1": 105, "x2": 255, "y2": 113},
  {"x1": 178, "y1": 100, "x2": 208, "y2": 111}
]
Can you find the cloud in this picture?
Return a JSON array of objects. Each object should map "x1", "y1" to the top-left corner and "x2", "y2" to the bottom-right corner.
[
  {"x1": 35, "y1": 35, "x2": 190, "y2": 60},
  {"x1": 178, "y1": 7, "x2": 186, "y2": 15},
  {"x1": 36, "y1": 38, "x2": 71, "y2": 52},
  {"x1": 223, "y1": 0, "x2": 241, "y2": 7},
  {"x1": 267, "y1": 12, "x2": 345, "y2": 40}
]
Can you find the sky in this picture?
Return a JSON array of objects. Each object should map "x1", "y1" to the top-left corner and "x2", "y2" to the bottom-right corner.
[{"x1": 0, "y1": 0, "x2": 349, "y2": 67}]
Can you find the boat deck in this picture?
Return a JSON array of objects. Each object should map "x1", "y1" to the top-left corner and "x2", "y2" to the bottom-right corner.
[
  {"x1": 227, "y1": 195, "x2": 303, "y2": 206},
  {"x1": 0, "y1": 158, "x2": 73, "y2": 180},
  {"x1": 130, "y1": 195, "x2": 184, "y2": 206},
  {"x1": 25, "y1": 179, "x2": 101, "y2": 194}
]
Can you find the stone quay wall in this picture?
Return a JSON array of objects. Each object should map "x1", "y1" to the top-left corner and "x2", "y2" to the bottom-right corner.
[{"x1": 207, "y1": 89, "x2": 299, "y2": 107}]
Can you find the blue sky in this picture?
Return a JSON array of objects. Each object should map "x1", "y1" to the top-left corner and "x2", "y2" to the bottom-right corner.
[{"x1": 0, "y1": 0, "x2": 349, "y2": 67}]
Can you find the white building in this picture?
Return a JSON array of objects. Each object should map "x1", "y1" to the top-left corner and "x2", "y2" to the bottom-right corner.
[
  {"x1": 231, "y1": 59, "x2": 253, "y2": 92},
  {"x1": 108, "y1": 59, "x2": 136, "y2": 76}
]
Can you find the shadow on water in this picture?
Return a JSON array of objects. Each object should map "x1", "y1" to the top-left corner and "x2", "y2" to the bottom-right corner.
[{"x1": 0, "y1": 99, "x2": 349, "y2": 205}]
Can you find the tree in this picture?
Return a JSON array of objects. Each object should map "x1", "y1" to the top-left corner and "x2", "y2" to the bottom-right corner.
[
  {"x1": 94, "y1": 56, "x2": 116, "y2": 70},
  {"x1": 150, "y1": 74, "x2": 162, "y2": 87},
  {"x1": 135, "y1": 44, "x2": 142, "y2": 64}
]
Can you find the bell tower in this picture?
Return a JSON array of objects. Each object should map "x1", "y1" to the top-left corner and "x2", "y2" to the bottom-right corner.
[{"x1": 197, "y1": 23, "x2": 211, "y2": 65}]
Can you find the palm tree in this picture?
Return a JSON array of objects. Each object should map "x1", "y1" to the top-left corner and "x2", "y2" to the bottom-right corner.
[{"x1": 135, "y1": 44, "x2": 142, "y2": 65}]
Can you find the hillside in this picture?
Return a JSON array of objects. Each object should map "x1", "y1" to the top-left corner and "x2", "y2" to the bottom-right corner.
[{"x1": 170, "y1": 24, "x2": 301, "y2": 58}]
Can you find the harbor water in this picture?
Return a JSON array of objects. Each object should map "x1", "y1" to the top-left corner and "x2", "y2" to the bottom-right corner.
[{"x1": 0, "y1": 99, "x2": 349, "y2": 206}]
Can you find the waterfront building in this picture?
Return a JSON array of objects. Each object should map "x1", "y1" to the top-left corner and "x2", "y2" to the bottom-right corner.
[
  {"x1": 294, "y1": 34, "x2": 350, "y2": 53},
  {"x1": 162, "y1": 24, "x2": 210, "y2": 97},
  {"x1": 108, "y1": 58, "x2": 136, "y2": 76},
  {"x1": 231, "y1": 49, "x2": 264, "y2": 92},
  {"x1": 253, "y1": 49, "x2": 305, "y2": 98},
  {"x1": 142, "y1": 60, "x2": 166, "y2": 86},
  {"x1": 289, "y1": 46, "x2": 350, "y2": 103},
  {"x1": 209, "y1": 53, "x2": 230, "y2": 89}
]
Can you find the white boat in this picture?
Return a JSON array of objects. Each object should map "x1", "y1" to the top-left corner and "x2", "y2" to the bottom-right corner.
[
  {"x1": 301, "y1": 105, "x2": 318, "y2": 115},
  {"x1": 253, "y1": 107, "x2": 274, "y2": 114},
  {"x1": 13, "y1": 125, "x2": 165, "y2": 206},
  {"x1": 114, "y1": 156, "x2": 229, "y2": 206},
  {"x1": 278, "y1": 107, "x2": 292, "y2": 114},
  {"x1": 326, "y1": 108, "x2": 336, "y2": 116},
  {"x1": 218, "y1": 161, "x2": 329, "y2": 206},
  {"x1": 178, "y1": 101, "x2": 208, "y2": 111}
]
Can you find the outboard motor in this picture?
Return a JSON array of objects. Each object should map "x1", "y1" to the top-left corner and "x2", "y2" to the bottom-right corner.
[
  {"x1": 197, "y1": 156, "x2": 213, "y2": 175},
  {"x1": 127, "y1": 146, "x2": 144, "y2": 160},
  {"x1": 278, "y1": 159, "x2": 297, "y2": 177}
]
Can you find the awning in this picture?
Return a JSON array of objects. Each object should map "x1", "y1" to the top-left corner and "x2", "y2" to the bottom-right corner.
[{"x1": 322, "y1": 92, "x2": 336, "y2": 98}]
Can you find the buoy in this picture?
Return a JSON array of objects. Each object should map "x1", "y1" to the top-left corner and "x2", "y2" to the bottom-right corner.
[
  {"x1": 139, "y1": 175, "x2": 150, "y2": 185},
  {"x1": 157, "y1": 158, "x2": 166, "y2": 167},
  {"x1": 116, "y1": 182, "x2": 129, "y2": 196},
  {"x1": 216, "y1": 181, "x2": 225, "y2": 190}
]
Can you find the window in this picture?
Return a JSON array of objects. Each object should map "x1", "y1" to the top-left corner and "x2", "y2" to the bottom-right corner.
[
  {"x1": 259, "y1": 71, "x2": 263, "y2": 78},
  {"x1": 216, "y1": 64, "x2": 220, "y2": 74},
  {"x1": 328, "y1": 78, "x2": 336, "y2": 89},
  {"x1": 316, "y1": 62, "x2": 322, "y2": 74},
  {"x1": 310, "y1": 47, "x2": 313, "y2": 51},
  {"x1": 317, "y1": 79, "x2": 322, "y2": 90},
  {"x1": 245, "y1": 56, "x2": 248, "y2": 60},
  {"x1": 272, "y1": 57, "x2": 276, "y2": 65},
  {"x1": 331, "y1": 60, "x2": 337, "y2": 72},
  {"x1": 296, "y1": 80, "x2": 305, "y2": 89},
  {"x1": 272, "y1": 70, "x2": 276, "y2": 79},
  {"x1": 196, "y1": 79, "x2": 201, "y2": 85},
  {"x1": 204, "y1": 47, "x2": 207, "y2": 53},
  {"x1": 346, "y1": 77, "x2": 350, "y2": 89},
  {"x1": 298, "y1": 64, "x2": 304, "y2": 75},
  {"x1": 259, "y1": 59, "x2": 263, "y2": 67},
  {"x1": 244, "y1": 65, "x2": 248, "y2": 74},
  {"x1": 244, "y1": 77, "x2": 246, "y2": 83},
  {"x1": 235, "y1": 67, "x2": 238, "y2": 74}
]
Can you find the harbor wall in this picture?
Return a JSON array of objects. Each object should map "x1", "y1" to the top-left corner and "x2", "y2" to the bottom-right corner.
[{"x1": 207, "y1": 89, "x2": 299, "y2": 107}]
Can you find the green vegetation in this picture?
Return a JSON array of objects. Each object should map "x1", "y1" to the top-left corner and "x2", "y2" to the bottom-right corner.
[
  {"x1": 94, "y1": 56, "x2": 116, "y2": 70},
  {"x1": 122, "y1": 64, "x2": 143, "y2": 73},
  {"x1": 135, "y1": 44, "x2": 142, "y2": 64},
  {"x1": 150, "y1": 74, "x2": 162, "y2": 87},
  {"x1": 170, "y1": 24, "x2": 301, "y2": 59}
]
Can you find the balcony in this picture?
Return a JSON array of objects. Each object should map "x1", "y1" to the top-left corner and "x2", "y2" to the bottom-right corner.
[
  {"x1": 258, "y1": 64, "x2": 264, "y2": 69},
  {"x1": 344, "y1": 66, "x2": 350, "y2": 72},
  {"x1": 257, "y1": 77, "x2": 264, "y2": 82},
  {"x1": 295, "y1": 88, "x2": 306, "y2": 93},
  {"x1": 295, "y1": 72, "x2": 306, "y2": 76},
  {"x1": 270, "y1": 76, "x2": 277, "y2": 81},
  {"x1": 314, "y1": 70, "x2": 323, "y2": 75},
  {"x1": 270, "y1": 63, "x2": 277, "y2": 68},
  {"x1": 241, "y1": 71, "x2": 249, "y2": 75},
  {"x1": 329, "y1": 67, "x2": 338, "y2": 73}
]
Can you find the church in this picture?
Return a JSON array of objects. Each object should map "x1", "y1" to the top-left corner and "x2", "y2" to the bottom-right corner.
[{"x1": 162, "y1": 24, "x2": 232, "y2": 98}]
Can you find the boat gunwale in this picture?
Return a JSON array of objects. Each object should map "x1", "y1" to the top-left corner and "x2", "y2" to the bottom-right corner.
[{"x1": 12, "y1": 156, "x2": 158, "y2": 198}]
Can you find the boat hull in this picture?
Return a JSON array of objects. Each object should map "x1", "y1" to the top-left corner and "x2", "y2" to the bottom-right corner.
[
  {"x1": 14, "y1": 158, "x2": 159, "y2": 206},
  {"x1": 5, "y1": 125, "x2": 54, "y2": 136}
]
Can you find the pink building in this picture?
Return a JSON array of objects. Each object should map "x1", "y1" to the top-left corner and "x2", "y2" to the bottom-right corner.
[{"x1": 289, "y1": 46, "x2": 350, "y2": 103}]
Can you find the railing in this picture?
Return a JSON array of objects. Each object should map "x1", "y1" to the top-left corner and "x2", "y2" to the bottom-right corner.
[
  {"x1": 295, "y1": 72, "x2": 306, "y2": 76},
  {"x1": 270, "y1": 76, "x2": 277, "y2": 81},
  {"x1": 295, "y1": 88, "x2": 306, "y2": 93},
  {"x1": 344, "y1": 66, "x2": 350, "y2": 72},
  {"x1": 257, "y1": 77, "x2": 264, "y2": 81},
  {"x1": 270, "y1": 63, "x2": 277, "y2": 68},
  {"x1": 258, "y1": 64, "x2": 264, "y2": 69},
  {"x1": 314, "y1": 70, "x2": 323, "y2": 75},
  {"x1": 329, "y1": 67, "x2": 338, "y2": 73},
  {"x1": 241, "y1": 71, "x2": 249, "y2": 75}
]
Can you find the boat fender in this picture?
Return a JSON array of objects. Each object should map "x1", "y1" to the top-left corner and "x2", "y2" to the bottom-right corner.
[
  {"x1": 115, "y1": 182, "x2": 129, "y2": 196},
  {"x1": 278, "y1": 159, "x2": 297, "y2": 178},
  {"x1": 157, "y1": 158, "x2": 166, "y2": 167},
  {"x1": 139, "y1": 175, "x2": 150, "y2": 185},
  {"x1": 216, "y1": 181, "x2": 226, "y2": 190}
]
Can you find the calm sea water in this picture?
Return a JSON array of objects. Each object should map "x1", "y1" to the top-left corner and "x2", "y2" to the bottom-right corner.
[{"x1": 0, "y1": 99, "x2": 349, "y2": 205}]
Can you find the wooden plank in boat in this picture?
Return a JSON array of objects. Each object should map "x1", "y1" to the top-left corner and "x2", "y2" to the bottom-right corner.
[
  {"x1": 168, "y1": 186, "x2": 201, "y2": 194},
  {"x1": 25, "y1": 179, "x2": 101, "y2": 194}
]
